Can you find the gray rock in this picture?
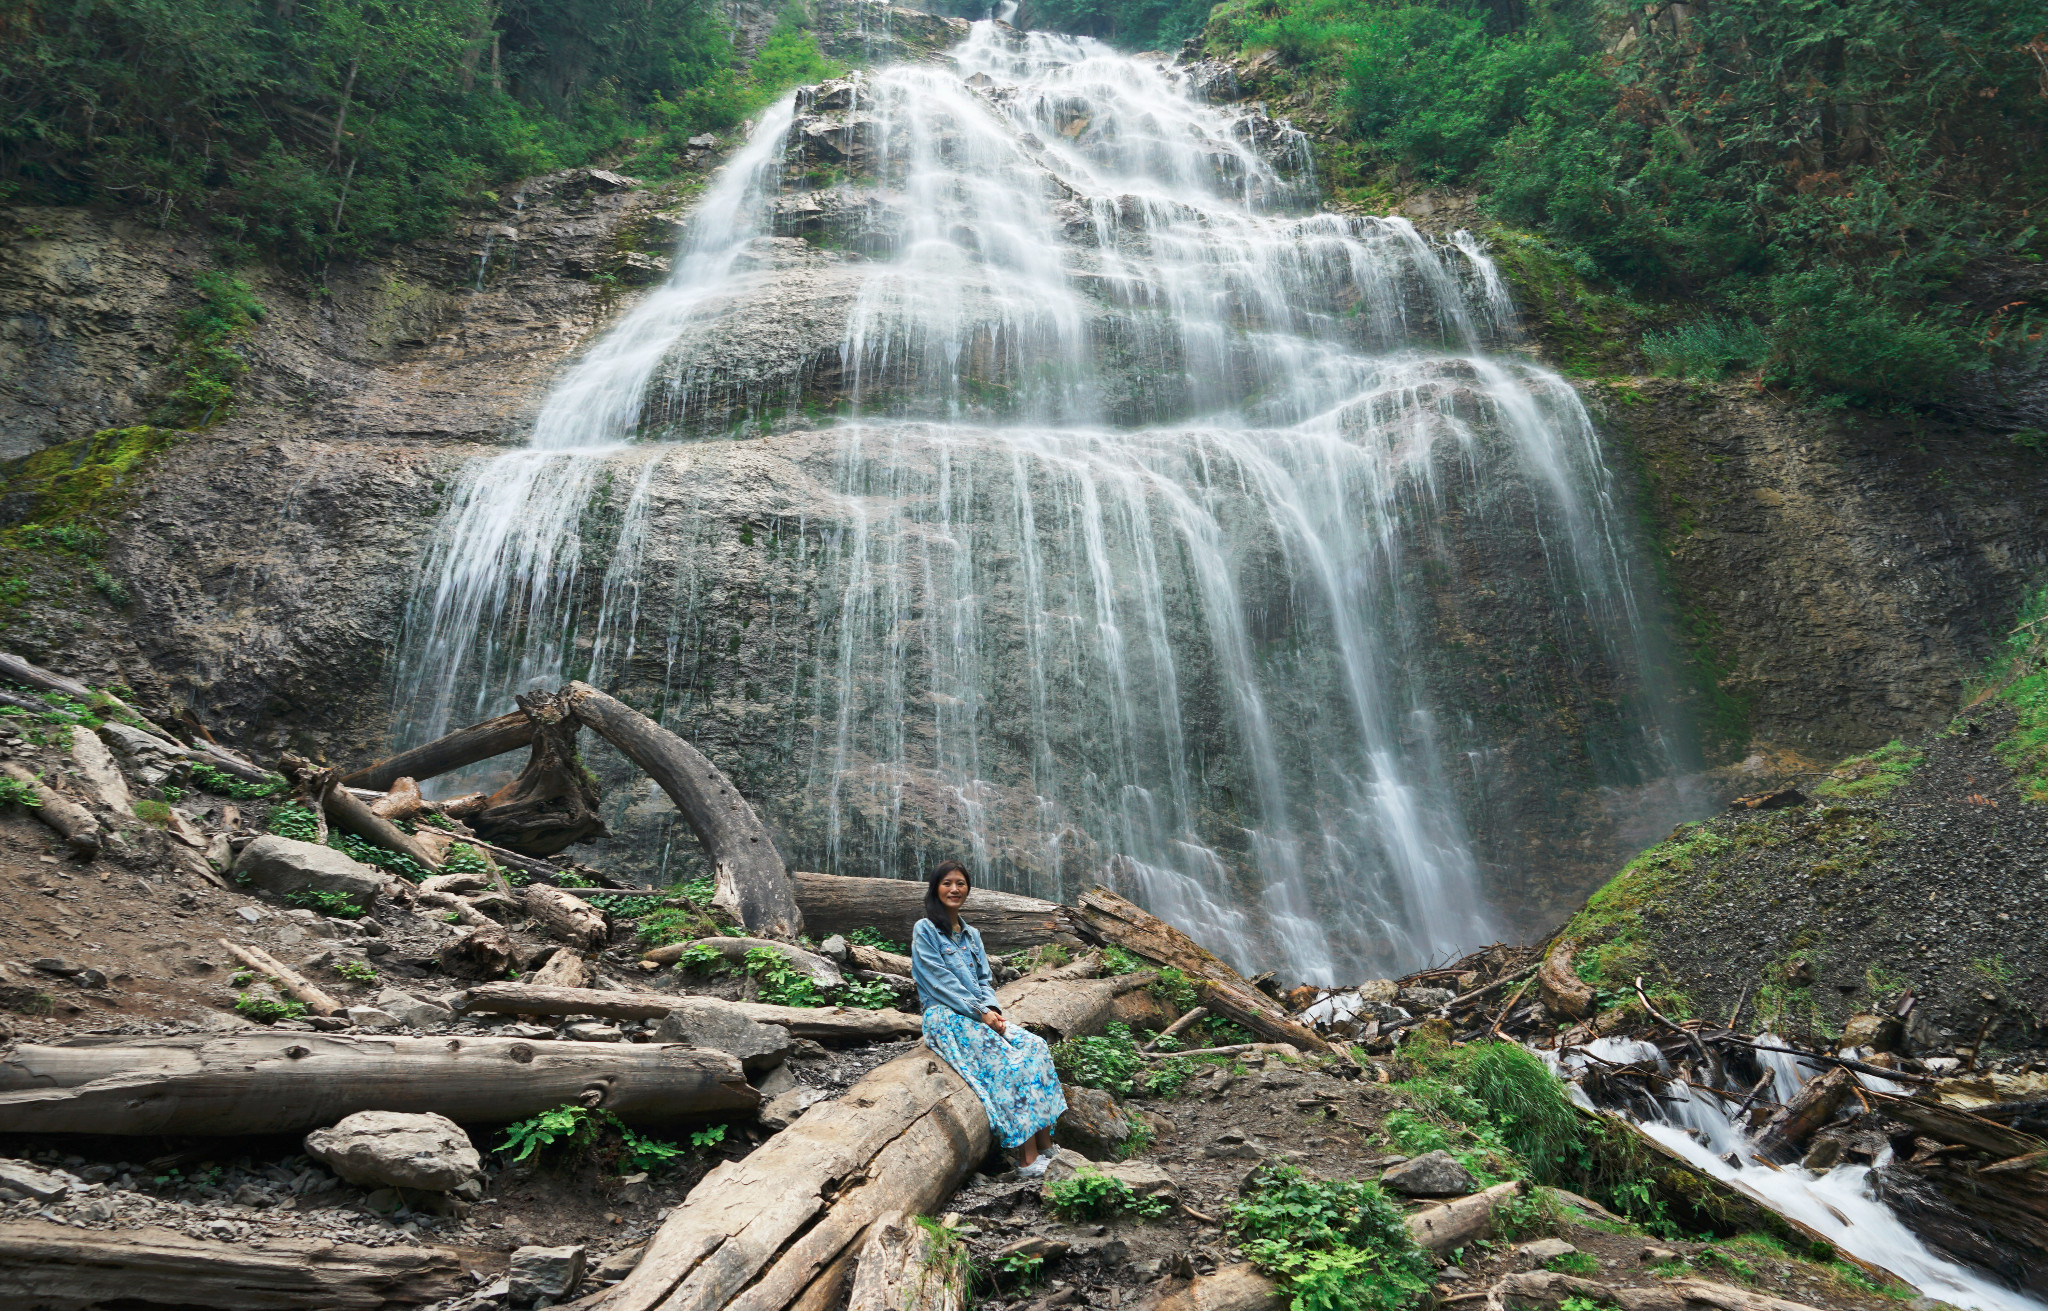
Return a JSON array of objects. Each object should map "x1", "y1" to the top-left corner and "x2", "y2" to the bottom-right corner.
[
  {"x1": 1056, "y1": 1084, "x2": 1133, "y2": 1159},
  {"x1": 754, "y1": 1063, "x2": 799, "y2": 1097},
  {"x1": 652, "y1": 998, "x2": 791, "y2": 1073},
  {"x1": 757, "y1": 1087, "x2": 828, "y2": 1132},
  {"x1": 1380, "y1": 1149, "x2": 1475, "y2": 1198},
  {"x1": 592, "y1": 1243, "x2": 646, "y2": 1282},
  {"x1": 1518, "y1": 1239, "x2": 1579, "y2": 1262},
  {"x1": 377, "y1": 988, "x2": 455, "y2": 1029},
  {"x1": 233, "y1": 836, "x2": 386, "y2": 913},
  {"x1": 303, "y1": 1111, "x2": 483, "y2": 1192},
  {"x1": 0, "y1": 1159, "x2": 70, "y2": 1202},
  {"x1": 565, "y1": 1021, "x2": 624, "y2": 1042},
  {"x1": 1041, "y1": 1150, "x2": 1178, "y2": 1201},
  {"x1": 347, "y1": 1007, "x2": 400, "y2": 1029},
  {"x1": 508, "y1": 1244, "x2": 587, "y2": 1305}
]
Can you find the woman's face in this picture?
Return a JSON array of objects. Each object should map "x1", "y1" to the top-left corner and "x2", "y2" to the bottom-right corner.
[{"x1": 937, "y1": 870, "x2": 970, "y2": 910}]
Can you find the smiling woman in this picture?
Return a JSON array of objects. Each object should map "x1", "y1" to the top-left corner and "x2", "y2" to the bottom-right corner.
[{"x1": 912, "y1": 860, "x2": 1069, "y2": 1174}]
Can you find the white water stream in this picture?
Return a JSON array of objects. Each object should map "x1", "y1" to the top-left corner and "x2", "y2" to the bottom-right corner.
[
  {"x1": 1552, "y1": 1038, "x2": 2045, "y2": 1311},
  {"x1": 389, "y1": 23, "x2": 1686, "y2": 980}
]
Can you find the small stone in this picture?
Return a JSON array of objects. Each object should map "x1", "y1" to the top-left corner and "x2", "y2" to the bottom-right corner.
[
  {"x1": 1518, "y1": 1238, "x2": 1578, "y2": 1262},
  {"x1": 1379, "y1": 1150, "x2": 1475, "y2": 1198},
  {"x1": 0, "y1": 1159, "x2": 70, "y2": 1202},
  {"x1": 508, "y1": 1244, "x2": 587, "y2": 1304},
  {"x1": 72, "y1": 968, "x2": 108, "y2": 990},
  {"x1": 235, "y1": 907, "x2": 264, "y2": 924},
  {"x1": 31, "y1": 958, "x2": 80, "y2": 976},
  {"x1": 994, "y1": 1235, "x2": 1069, "y2": 1262},
  {"x1": 755, "y1": 1063, "x2": 799, "y2": 1097},
  {"x1": 757, "y1": 1087, "x2": 828, "y2": 1132},
  {"x1": 593, "y1": 1243, "x2": 646, "y2": 1281},
  {"x1": 304, "y1": 1111, "x2": 483, "y2": 1192},
  {"x1": 377, "y1": 988, "x2": 455, "y2": 1029},
  {"x1": 346, "y1": 1007, "x2": 400, "y2": 1029},
  {"x1": 502, "y1": 1023, "x2": 556, "y2": 1039},
  {"x1": 1640, "y1": 1246, "x2": 1679, "y2": 1263},
  {"x1": 565, "y1": 1021, "x2": 624, "y2": 1043}
]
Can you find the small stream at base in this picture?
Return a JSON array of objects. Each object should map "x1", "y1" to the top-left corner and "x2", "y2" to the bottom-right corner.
[{"x1": 1548, "y1": 1037, "x2": 2045, "y2": 1311}]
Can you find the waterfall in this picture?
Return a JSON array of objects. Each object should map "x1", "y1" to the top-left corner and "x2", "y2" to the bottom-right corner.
[{"x1": 388, "y1": 24, "x2": 1688, "y2": 982}]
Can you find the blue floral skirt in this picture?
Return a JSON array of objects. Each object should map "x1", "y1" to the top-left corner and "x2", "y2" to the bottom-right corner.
[{"x1": 922, "y1": 1007, "x2": 1068, "y2": 1150}]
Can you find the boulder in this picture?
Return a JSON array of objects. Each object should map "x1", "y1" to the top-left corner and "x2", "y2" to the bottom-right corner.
[
  {"x1": 376, "y1": 987, "x2": 455, "y2": 1029},
  {"x1": 0, "y1": 1159, "x2": 71, "y2": 1202},
  {"x1": 1056, "y1": 1083, "x2": 1133, "y2": 1159},
  {"x1": 1381, "y1": 1149, "x2": 1476, "y2": 1198},
  {"x1": 233, "y1": 836, "x2": 386, "y2": 912},
  {"x1": 70, "y1": 730, "x2": 132, "y2": 814},
  {"x1": 98, "y1": 721, "x2": 190, "y2": 787},
  {"x1": 652, "y1": 998, "x2": 792, "y2": 1073},
  {"x1": 508, "y1": 1244, "x2": 586, "y2": 1305},
  {"x1": 1840, "y1": 1012, "x2": 1903, "y2": 1053},
  {"x1": 304, "y1": 1111, "x2": 482, "y2": 1192},
  {"x1": 1041, "y1": 1149, "x2": 1179, "y2": 1201}
]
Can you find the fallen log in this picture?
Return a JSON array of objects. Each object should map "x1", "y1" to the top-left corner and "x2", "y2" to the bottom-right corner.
[
  {"x1": 450, "y1": 982, "x2": 924, "y2": 1040},
  {"x1": 0, "y1": 1220, "x2": 473, "y2": 1311},
  {"x1": 0, "y1": 1032, "x2": 758, "y2": 1135},
  {"x1": 0, "y1": 762, "x2": 100, "y2": 854},
  {"x1": 566, "y1": 682, "x2": 800, "y2": 937},
  {"x1": 470, "y1": 689, "x2": 607, "y2": 855},
  {"x1": 1068, "y1": 888, "x2": 1327, "y2": 1052},
  {"x1": 1493, "y1": 1271, "x2": 1835, "y2": 1311},
  {"x1": 1870, "y1": 1090, "x2": 2046, "y2": 1158},
  {"x1": 532, "y1": 949, "x2": 593, "y2": 990},
  {"x1": 1145, "y1": 1005, "x2": 1208, "y2": 1051},
  {"x1": 1537, "y1": 939, "x2": 1595, "y2": 1021},
  {"x1": 284, "y1": 754, "x2": 442, "y2": 874},
  {"x1": 369, "y1": 776, "x2": 426, "y2": 823},
  {"x1": 846, "y1": 942, "x2": 914, "y2": 977},
  {"x1": 341, "y1": 709, "x2": 537, "y2": 792},
  {"x1": 1405, "y1": 1180, "x2": 1523, "y2": 1251},
  {"x1": 1754, "y1": 1066, "x2": 1854, "y2": 1160},
  {"x1": 0, "y1": 652, "x2": 178, "y2": 746},
  {"x1": 793, "y1": 870, "x2": 1074, "y2": 954},
  {"x1": 844, "y1": 1211, "x2": 967, "y2": 1311},
  {"x1": 646, "y1": 936, "x2": 843, "y2": 987},
  {"x1": 593, "y1": 963, "x2": 1136, "y2": 1311},
  {"x1": 417, "y1": 889, "x2": 494, "y2": 928},
  {"x1": 1147, "y1": 1265, "x2": 1287, "y2": 1311},
  {"x1": 526, "y1": 882, "x2": 610, "y2": 952},
  {"x1": 219, "y1": 939, "x2": 342, "y2": 1018},
  {"x1": 194, "y1": 738, "x2": 281, "y2": 787}
]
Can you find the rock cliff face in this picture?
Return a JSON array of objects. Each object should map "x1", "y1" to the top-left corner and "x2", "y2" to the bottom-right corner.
[{"x1": 0, "y1": 17, "x2": 2042, "y2": 962}]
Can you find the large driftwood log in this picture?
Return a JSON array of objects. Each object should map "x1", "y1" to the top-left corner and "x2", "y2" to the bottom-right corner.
[
  {"x1": 1537, "y1": 939, "x2": 1595, "y2": 1021},
  {"x1": 0, "y1": 762, "x2": 100, "y2": 854},
  {"x1": 341, "y1": 709, "x2": 538, "y2": 792},
  {"x1": 283, "y1": 755, "x2": 443, "y2": 874},
  {"x1": 0, "y1": 1033, "x2": 758, "y2": 1134},
  {"x1": 1074, "y1": 887, "x2": 1329, "y2": 1053},
  {"x1": 1754, "y1": 1067, "x2": 1854, "y2": 1160},
  {"x1": 645, "y1": 937, "x2": 843, "y2": 987},
  {"x1": 594, "y1": 966, "x2": 1133, "y2": 1311},
  {"x1": 193, "y1": 738, "x2": 280, "y2": 787},
  {"x1": 1405, "y1": 1180, "x2": 1523, "y2": 1251},
  {"x1": 844, "y1": 1211, "x2": 967, "y2": 1311},
  {"x1": 526, "y1": 883, "x2": 610, "y2": 952},
  {"x1": 793, "y1": 871, "x2": 1075, "y2": 954},
  {"x1": 451, "y1": 983, "x2": 925, "y2": 1040},
  {"x1": 471, "y1": 689, "x2": 607, "y2": 855},
  {"x1": 370, "y1": 776, "x2": 426, "y2": 823},
  {"x1": 0, "y1": 1220, "x2": 473, "y2": 1310},
  {"x1": 566, "y1": 682, "x2": 801, "y2": 938},
  {"x1": 1148, "y1": 1265, "x2": 1288, "y2": 1311},
  {"x1": 220, "y1": 939, "x2": 343, "y2": 1018}
]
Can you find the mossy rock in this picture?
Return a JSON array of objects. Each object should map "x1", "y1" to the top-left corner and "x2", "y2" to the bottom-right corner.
[{"x1": 0, "y1": 426, "x2": 183, "y2": 531}]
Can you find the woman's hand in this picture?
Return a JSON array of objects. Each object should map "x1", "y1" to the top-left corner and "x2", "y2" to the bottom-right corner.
[{"x1": 981, "y1": 1009, "x2": 1007, "y2": 1036}]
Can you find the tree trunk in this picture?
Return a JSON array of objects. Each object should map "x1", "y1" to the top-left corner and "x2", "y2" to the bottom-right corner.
[
  {"x1": 1146, "y1": 1265, "x2": 1288, "y2": 1311},
  {"x1": 845, "y1": 1212, "x2": 967, "y2": 1311},
  {"x1": 1405, "y1": 1181, "x2": 1524, "y2": 1251},
  {"x1": 1, "y1": 763, "x2": 101, "y2": 854},
  {"x1": 1754, "y1": 1067, "x2": 1854, "y2": 1160},
  {"x1": 0, "y1": 1220, "x2": 471, "y2": 1310},
  {"x1": 1538, "y1": 939, "x2": 1595, "y2": 1021},
  {"x1": 792, "y1": 871, "x2": 1076, "y2": 954},
  {"x1": 566, "y1": 682, "x2": 800, "y2": 938},
  {"x1": 1074, "y1": 887, "x2": 1328, "y2": 1052},
  {"x1": 644, "y1": 937, "x2": 843, "y2": 987},
  {"x1": 593, "y1": 967, "x2": 1130, "y2": 1311},
  {"x1": 449, "y1": 983, "x2": 923, "y2": 1041},
  {"x1": 341, "y1": 709, "x2": 536, "y2": 792},
  {"x1": 525, "y1": 883, "x2": 610, "y2": 952},
  {"x1": 285, "y1": 755, "x2": 442, "y2": 874},
  {"x1": 220, "y1": 939, "x2": 343, "y2": 1017},
  {"x1": 0, "y1": 652, "x2": 178, "y2": 746},
  {"x1": 472, "y1": 689, "x2": 607, "y2": 855},
  {"x1": 195, "y1": 738, "x2": 277, "y2": 786},
  {"x1": 370, "y1": 777, "x2": 425, "y2": 823},
  {"x1": 0, "y1": 1033, "x2": 758, "y2": 1135}
]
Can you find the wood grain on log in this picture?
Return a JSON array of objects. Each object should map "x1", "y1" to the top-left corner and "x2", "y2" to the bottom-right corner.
[
  {"x1": 1147, "y1": 1264, "x2": 1288, "y2": 1311},
  {"x1": 416, "y1": 889, "x2": 493, "y2": 928},
  {"x1": 1073, "y1": 887, "x2": 1329, "y2": 1053},
  {"x1": 847, "y1": 943, "x2": 914, "y2": 977},
  {"x1": 1754, "y1": 1067, "x2": 1854, "y2": 1160},
  {"x1": 450, "y1": 983, "x2": 924, "y2": 1040},
  {"x1": 194, "y1": 738, "x2": 277, "y2": 786},
  {"x1": 0, "y1": 1220, "x2": 472, "y2": 1310},
  {"x1": 595, "y1": 968, "x2": 1130, "y2": 1311},
  {"x1": 532, "y1": 949, "x2": 593, "y2": 990},
  {"x1": 321, "y1": 769, "x2": 443, "y2": 873},
  {"x1": 0, "y1": 1033, "x2": 758, "y2": 1135},
  {"x1": 844, "y1": 1211, "x2": 967, "y2": 1311},
  {"x1": 794, "y1": 871, "x2": 1072, "y2": 954},
  {"x1": 566, "y1": 682, "x2": 799, "y2": 937},
  {"x1": 219, "y1": 939, "x2": 342, "y2": 1017},
  {"x1": 341, "y1": 709, "x2": 536, "y2": 792},
  {"x1": 0, "y1": 762, "x2": 100, "y2": 854},
  {"x1": 1405, "y1": 1181, "x2": 1522, "y2": 1251},
  {"x1": 525, "y1": 883, "x2": 609, "y2": 952},
  {"x1": 370, "y1": 776, "x2": 425, "y2": 823}
]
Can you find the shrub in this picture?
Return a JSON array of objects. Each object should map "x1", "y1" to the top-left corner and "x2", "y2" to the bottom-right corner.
[
  {"x1": 285, "y1": 888, "x2": 367, "y2": 919},
  {"x1": 1766, "y1": 267, "x2": 1970, "y2": 405},
  {"x1": 1045, "y1": 1167, "x2": 1171, "y2": 1221},
  {"x1": 1641, "y1": 316, "x2": 1770, "y2": 378},
  {"x1": 191, "y1": 762, "x2": 288, "y2": 798},
  {"x1": 746, "y1": 946, "x2": 823, "y2": 1007},
  {"x1": 848, "y1": 926, "x2": 905, "y2": 954},
  {"x1": 234, "y1": 993, "x2": 307, "y2": 1023},
  {"x1": 498, "y1": 1102, "x2": 712, "y2": 1173},
  {"x1": 1230, "y1": 1165, "x2": 1433, "y2": 1311},
  {"x1": 0, "y1": 776, "x2": 41, "y2": 809}
]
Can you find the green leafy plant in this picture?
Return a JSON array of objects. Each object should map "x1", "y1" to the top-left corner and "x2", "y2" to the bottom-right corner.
[
  {"x1": 1045, "y1": 1166, "x2": 1171, "y2": 1221},
  {"x1": 499, "y1": 1101, "x2": 718, "y2": 1172},
  {"x1": 1548, "y1": 1250, "x2": 1601, "y2": 1276},
  {"x1": 689, "y1": 1124, "x2": 727, "y2": 1150},
  {"x1": 333, "y1": 959, "x2": 379, "y2": 984},
  {"x1": 0, "y1": 776, "x2": 42, "y2": 809},
  {"x1": 285, "y1": 888, "x2": 367, "y2": 919},
  {"x1": 834, "y1": 978, "x2": 901, "y2": 1010},
  {"x1": 671, "y1": 941, "x2": 728, "y2": 974},
  {"x1": 234, "y1": 993, "x2": 307, "y2": 1023},
  {"x1": 132, "y1": 799, "x2": 173, "y2": 826},
  {"x1": 1053, "y1": 1022, "x2": 1146, "y2": 1096},
  {"x1": 499, "y1": 1104, "x2": 601, "y2": 1162},
  {"x1": 190, "y1": 763, "x2": 288, "y2": 798},
  {"x1": 746, "y1": 946, "x2": 823, "y2": 1007},
  {"x1": 848, "y1": 926, "x2": 905, "y2": 954},
  {"x1": 328, "y1": 832, "x2": 431, "y2": 883},
  {"x1": 1641, "y1": 316, "x2": 1770, "y2": 378},
  {"x1": 1101, "y1": 946, "x2": 1148, "y2": 975},
  {"x1": 266, "y1": 804, "x2": 320, "y2": 841},
  {"x1": 640, "y1": 905, "x2": 721, "y2": 948},
  {"x1": 555, "y1": 870, "x2": 597, "y2": 888},
  {"x1": 677, "y1": 876, "x2": 717, "y2": 905},
  {"x1": 1229, "y1": 1165, "x2": 1433, "y2": 1311},
  {"x1": 230, "y1": 969, "x2": 255, "y2": 988}
]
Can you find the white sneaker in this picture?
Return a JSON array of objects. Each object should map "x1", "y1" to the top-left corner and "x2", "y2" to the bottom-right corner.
[{"x1": 1015, "y1": 1155, "x2": 1050, "y2": 1179}]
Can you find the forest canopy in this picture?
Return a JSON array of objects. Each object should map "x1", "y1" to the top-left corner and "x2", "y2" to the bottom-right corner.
[{"x1": 0, "y1": 0, "x2": 827, "y2": 264}]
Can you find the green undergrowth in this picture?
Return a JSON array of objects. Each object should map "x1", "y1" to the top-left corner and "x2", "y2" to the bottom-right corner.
[
  {"x1": 1045, "y1": 1167, "x2": 1171, "y2": 1222},
  {"x1": 1813, "y1": 740, "x2": 1924, "y2": 800},
  {"x1": 498, "y1": 1102, "x2": 724, "y2": 1174},
  {"x1": 1980, "y1": 582, "x2": 2048, "y2": 801},
  {"x1": 1229, "y1": 1164, "x2": 1434, "y2": 1311},
  {"x1": 1052, "y1": 1022, "x2": 1241, "y2": 1099}
]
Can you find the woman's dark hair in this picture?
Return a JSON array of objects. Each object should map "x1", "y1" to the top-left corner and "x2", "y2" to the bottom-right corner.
[{"x1": 924, "y1": 860, "x2": 971, "y2": 929}]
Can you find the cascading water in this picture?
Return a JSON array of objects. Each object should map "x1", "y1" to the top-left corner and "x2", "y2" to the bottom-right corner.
[
  {"x1": 389, "y1": 23, "x2": 1691, "y2": 981},
  {"x1": 1550, "y1": 1038, "x2": 2046, "y2": 1311}
]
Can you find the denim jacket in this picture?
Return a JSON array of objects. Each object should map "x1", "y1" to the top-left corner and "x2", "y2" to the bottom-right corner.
[{"x1": 911, "y1": 917, "x2": 1000, "y2": 1019}]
